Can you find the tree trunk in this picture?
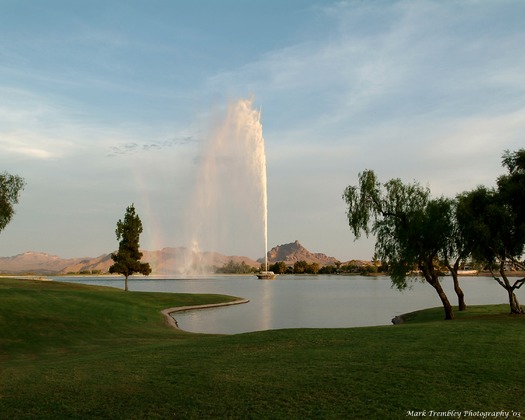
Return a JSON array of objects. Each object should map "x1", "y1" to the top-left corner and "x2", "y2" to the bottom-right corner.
[
  {"x1": 498, "y1": 265, "x2": 524, "y2": 314},
  {"x1": 433, "y1": 280, "x2": 454, "y2": 320},
  {"x1": 421, "y1": 262, "x2": 454, "y2": 320},
  {"x1": 125, "y1": 275, "x2": 129, "y2": 292},
  {"x1": 451, "y1": 271, "x2": 467, "y2": 311},
  {"x1": 446, "y1": 259, "x2": 467, "y2": 311},
  {"x1": 508, "y1": 289, "x2": 524, "y2": 314}
]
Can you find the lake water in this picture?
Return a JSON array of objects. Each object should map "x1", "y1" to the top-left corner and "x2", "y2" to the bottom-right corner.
[{"x1": 53, "y1": 274, "x2": 520, "y2": 334}]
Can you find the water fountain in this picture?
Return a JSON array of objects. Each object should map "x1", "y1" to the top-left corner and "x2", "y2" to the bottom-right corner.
[{"x1": 184, "y1": 98, "x2": 276, "y2": 279}]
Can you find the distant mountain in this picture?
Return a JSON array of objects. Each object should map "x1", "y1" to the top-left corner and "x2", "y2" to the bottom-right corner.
[
  {"x1": 60, "y1": 254, "x2": 113, "y2": 274},
  {"x1": 260, "y1": 240, "x2": 339, "y2": 267},
  {"x1": 0, "y1": 251, "x2": 89, "y2": 275},
  {"x1": 0, "y1": 248, "x2": 260, "y2": 275},
  {"x1": 0, "y1": 241, "x2": 344, "y2": 274}
]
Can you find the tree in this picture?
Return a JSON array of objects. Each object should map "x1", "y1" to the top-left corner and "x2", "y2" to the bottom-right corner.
[
  {"x1": 293, "y1": 260, "x2": 308, "y2": 274},
  {"x1": 270, "y1": 261, "x2": 288, "y2": 274},
  {"x1": 305, "y1": 262, "x2": 320, "y2": 274},
  {"x1": 343, "y1": 170, "x2": 456, "y2": 320},
  {"x1": 109, "y1": 204, "x2": 151, "y2": 291},
  {"x1": 457, "y1": 149, "x2": 525, "y2": 314},
  {"x1": 0, "y1": 172, "x2": 26, "y2": 234},
  {"x1": 440, "y1": 197, "x2": 470, "y2": 311},
  {"x1": 217, "y1": 260, "x2": 255, "y2": 274},
  {"x1": 499, "y1": 149, "x2": 525, "y2": 246},
  {"x1": 319, "y1": 264, "x2": 337, "y2": 274}
]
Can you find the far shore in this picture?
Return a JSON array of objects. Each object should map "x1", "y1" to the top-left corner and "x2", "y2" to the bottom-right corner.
[
  {"x1": 0, "y1": 275, "x2": 52, "y2": 281},
  {"x1": 2, "y1": 271, "x2": 525, "y2": 279}
]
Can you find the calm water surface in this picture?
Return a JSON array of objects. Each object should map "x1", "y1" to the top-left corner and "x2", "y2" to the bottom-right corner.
[{"x1": 53, "y1": 274, "x2": 517, "y2": 334}]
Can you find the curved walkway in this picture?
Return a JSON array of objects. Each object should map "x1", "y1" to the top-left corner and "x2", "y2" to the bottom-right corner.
[{"x1": 161, "y1": 298, "x2": 250, "y2": 331}]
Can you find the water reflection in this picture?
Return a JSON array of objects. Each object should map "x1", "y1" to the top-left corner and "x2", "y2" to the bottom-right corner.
[
  {"x1": 260, "y1": 279, "x2": 274, "y2": 331},
  {"x1": 53, "y1": 274, "x2": 518, "y2": 334}
]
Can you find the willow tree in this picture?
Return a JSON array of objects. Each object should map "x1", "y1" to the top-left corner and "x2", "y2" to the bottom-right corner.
[
  {"x1": 0, "y1": 172, "x2": 26, "y2": 234},
  {"x1": 343, "y1": 170, "x2": 455, "y2": 320},
  {"x1": 440, "y1": 197, "x2": 470, "y2": 311},
  {"x1": 109, "y1": 204, "x2": 151, "y2": 291},
  {"x1": 457, "y1": 149, "x2": 525, "y2": 314}
]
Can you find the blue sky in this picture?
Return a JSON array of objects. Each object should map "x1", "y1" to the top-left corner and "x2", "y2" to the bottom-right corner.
[{"x1": 1, "y1": 0, "x2": 524, "y2": 261}]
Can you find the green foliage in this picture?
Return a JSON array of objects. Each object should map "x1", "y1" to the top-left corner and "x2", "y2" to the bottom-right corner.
[
  {"x1": 293, "y1": 260, "x2": 308, "y2": 274},
  {"x1": 360, "y1": 264, "x2": 378, "y2": 275},
  {"x1": 343, "y1": 170, "x2": 456, "y2": 319},
  {"x1": 269, "y1": 261, "x2": 288, "y2": 274},
  {"x1": 498, "y1": 148, "x2": 525, "y2": 252},
  {"x1": 216, "y1": 260, "x2": 256, "y2": 274},
  {"x1": 109, "y1": 204, "x2": 151, "y2": 289},
  {"x1": 457, "y1": 187, "x2": 504, "y2": 264},
  {"x1": 340, "y1": 263, "x2": 359, "y2": 273},
  {"x1": 318, "y1": 264, "x2": 336, "y2": 274},
  {"x1": 0, "y1": 171, "x2": 25, "y2": 233},
  {"x1": 341, "y1": 169, "x2": 382, "y2": 239},
  {"x1": 305, "y1": 262, "x2": 320, "y2": 274},
  {"x1": 343, "y1": 171, "x2": 434, "y2": 283},
  {"x1": 441, "y1": 195, "x2": 474, "y2": 309},
  {"x1": 457, "y1": 150, "x2": 525, "y2": 314}
]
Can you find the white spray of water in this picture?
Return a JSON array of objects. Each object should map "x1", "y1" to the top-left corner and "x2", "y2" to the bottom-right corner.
[{"x1": 183, "y1": 98, "x2": 268, "y2": 273}]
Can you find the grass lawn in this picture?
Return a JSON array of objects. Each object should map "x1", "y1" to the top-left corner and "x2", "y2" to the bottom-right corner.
[{"x1": 1, "y1": 278, "x2": 524, "y2": 419}]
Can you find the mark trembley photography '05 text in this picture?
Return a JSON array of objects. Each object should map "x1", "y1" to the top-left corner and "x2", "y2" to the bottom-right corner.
[{"x1": 406, "y1": 410, "x2": 521, "y2": 418}]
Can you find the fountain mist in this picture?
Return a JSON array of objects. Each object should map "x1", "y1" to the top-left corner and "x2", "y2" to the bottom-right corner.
[{"x1": 183, "y1": 98, "x2": 269, "y2": 273}]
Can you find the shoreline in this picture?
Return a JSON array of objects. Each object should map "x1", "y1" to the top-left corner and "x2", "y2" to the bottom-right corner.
[
  {"x1": 0, "y1": 275, "x2": 52, "y2": 281},
  {"x1": 161, "y1": 298, "x2": 250, "y2": 331}
]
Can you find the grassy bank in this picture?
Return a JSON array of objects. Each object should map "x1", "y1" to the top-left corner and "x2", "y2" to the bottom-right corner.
[{"x1": 1, "y1": 278, "x2": 524, "y2": 419}]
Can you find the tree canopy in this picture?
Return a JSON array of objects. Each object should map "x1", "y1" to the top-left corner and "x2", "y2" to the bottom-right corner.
[
  {"x1": 457, "y1": 149, "x2": 525, "y2": 314},
  {"x1": 343, "y1": 149, "x2": 525, "y2": 318},
  {"x1": 0, "y1": 172, "x2": 26, "y2": 234},
  {"x1": 109, "y1": 204, "x2": 151, "y2": 291},
  {"x1": 343, "y1": 170, "x2": 456, "y2": 319}
]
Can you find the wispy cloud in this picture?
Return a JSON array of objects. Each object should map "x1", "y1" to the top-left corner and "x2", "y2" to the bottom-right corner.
[
  {"x1": 107, "y1": 136, "x2": 198, "y2": 157},
  {"x1": 3, "y1": 144, "x2": 54, "y2": 160},
  {"x1": 0, "y1": 88, "x2": 89, "y2": 160},
  {"x1": 207, "y1": 1, "x2": 525, "y2": 131}
]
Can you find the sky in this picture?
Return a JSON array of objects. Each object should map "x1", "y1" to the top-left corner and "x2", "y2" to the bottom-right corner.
[{"x1": 1, "y1": 0, "x2": 524, "y2": 262}]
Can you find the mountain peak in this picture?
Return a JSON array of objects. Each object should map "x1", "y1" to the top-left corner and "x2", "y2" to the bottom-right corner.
[
  {"x1": 19, "y1": 251, "x2": 60, "y2": 260},
  {"x1": 261, "y1": 240, "x2": 338, "y2": 266}
]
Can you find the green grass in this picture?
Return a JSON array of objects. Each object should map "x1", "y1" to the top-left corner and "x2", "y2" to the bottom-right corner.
[
  {"x1": 400, "y1": 303, "x2": 519, "y2": 323},
  {"x1": 1, "y1": 278, "x2": 524, "y2": 419}
]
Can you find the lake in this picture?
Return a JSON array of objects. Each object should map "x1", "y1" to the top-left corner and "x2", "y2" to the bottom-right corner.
[{"x1": 53, "y1": 274, "x2": 520, "y2": 334}]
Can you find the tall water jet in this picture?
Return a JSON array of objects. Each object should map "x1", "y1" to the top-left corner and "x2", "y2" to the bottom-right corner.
[{"x1": 183, "y1": 98, "x2": 273, "y2": 276}]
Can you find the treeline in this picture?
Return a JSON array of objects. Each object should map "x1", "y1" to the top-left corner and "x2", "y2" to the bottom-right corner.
[
  {"x1": 216, "y1": 260, "x2": 385, "y2": 275},
  {"x1": 66, "y1": 270, "x2": 104, "y2": 275},
  {"x1": 215, "y1": 260, "x2": 258, "y2": 274},
  {"x1": 268, "y1": 261, "x2": 383, "y2": 275}
]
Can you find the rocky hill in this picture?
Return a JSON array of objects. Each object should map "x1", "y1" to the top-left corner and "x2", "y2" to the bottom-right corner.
[{"x1": 259, "y1": 240, "x2": 339, "y2": 267}]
